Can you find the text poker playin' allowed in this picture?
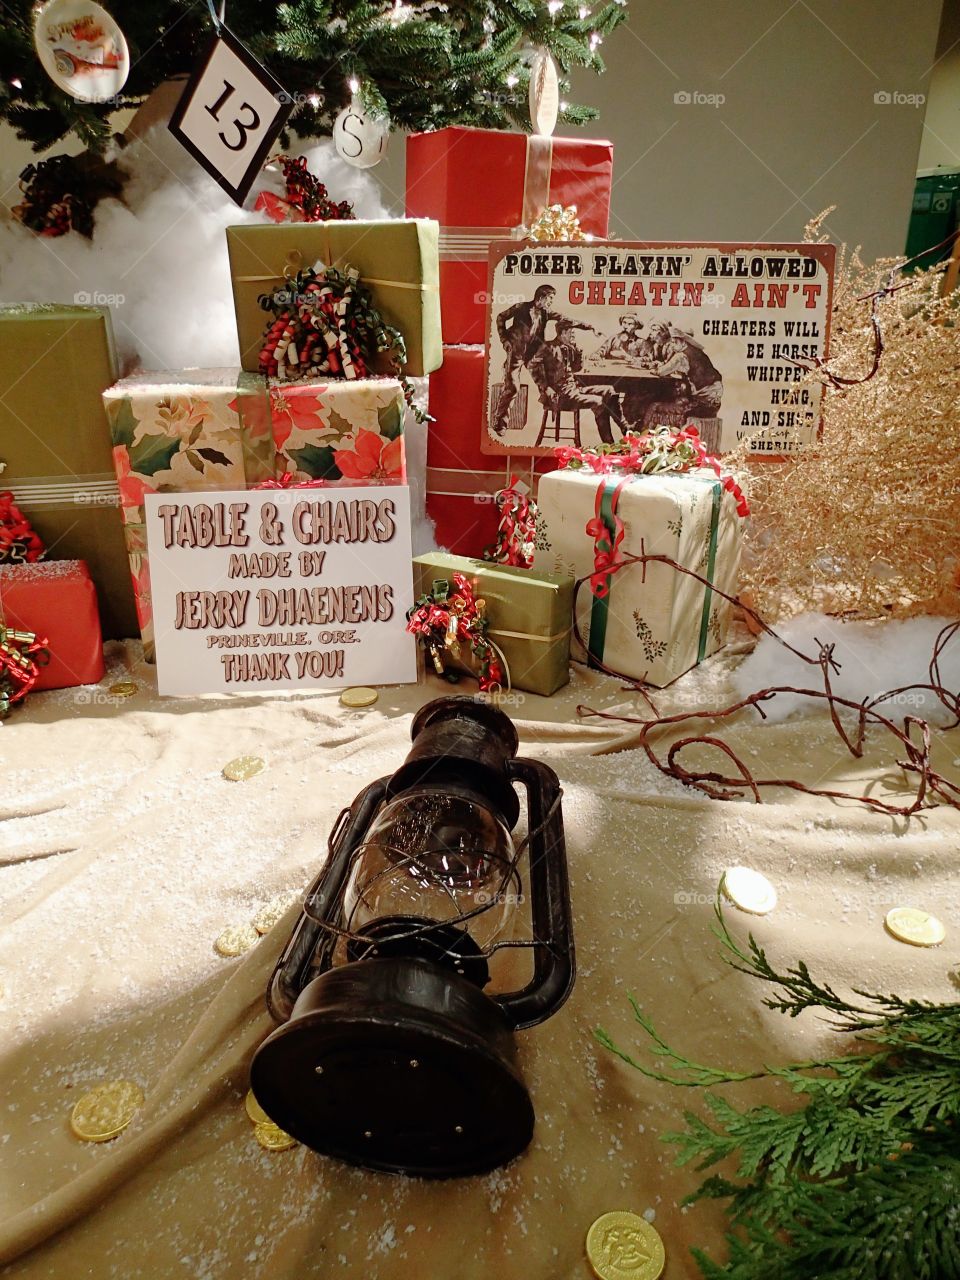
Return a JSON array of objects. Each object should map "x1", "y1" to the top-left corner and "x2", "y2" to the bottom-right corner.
[{"x1": 481, "y1": 241, "x2": 835, "y2": 458}]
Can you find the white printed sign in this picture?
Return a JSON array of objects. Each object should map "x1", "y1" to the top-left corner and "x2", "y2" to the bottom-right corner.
[
  {"x1": 168, "y1": 26, "x2": 293, "y2": 205},
  {"x1": 145, "y1": 487, "x2": 418, "y2": 695}
]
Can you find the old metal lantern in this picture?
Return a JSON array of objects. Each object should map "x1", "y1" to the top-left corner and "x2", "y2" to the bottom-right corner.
[{"x1": 250, "y1": 696, "x2": 575, "y2": 1177}]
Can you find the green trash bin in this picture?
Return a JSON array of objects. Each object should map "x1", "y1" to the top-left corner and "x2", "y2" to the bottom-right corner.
[{"x1": 906, "y1": 168, "x2": 960, "y2": 271}]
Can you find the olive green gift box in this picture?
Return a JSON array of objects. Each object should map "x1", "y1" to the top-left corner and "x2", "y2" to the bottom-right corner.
[
  {"x1": 0, "y1": 303, "x2": 137, "y2": 639},
  {"x1": 413, "y1": 552, "x2": 573, "y2": 697},
  {"x1": 225, "y1": 219, "x2": 442, "y2": 378}
]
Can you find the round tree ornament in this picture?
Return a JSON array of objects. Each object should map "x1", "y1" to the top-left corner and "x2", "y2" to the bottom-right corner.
[
  {"x1": 332, "y1": 101, "x2": 389, "y2": 169},
  {"x1": 528, "y1": 48, "x2": 559, "y2": 136},
  {"x1": 33, "y1": 0, "x2": 129, "y2": 103}
]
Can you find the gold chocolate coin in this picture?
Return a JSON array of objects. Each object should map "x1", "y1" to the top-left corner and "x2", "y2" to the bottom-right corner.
[
  {"x1": 721, "y1": 866, "x2": 777, "y2": 916},
  {"x1": 885, "y1": 906, "x2": 945, "y2": 947},
  {"x1": 254, "y1": 1120, "x2": 297, "y2": 1151},
  {"x1": 222, "y1": 755, "x2": 265, "y2": 782},
  {"x1": 214, "y1": 923, "x2": 260, "y2": 957},
  {"x1": 586, "y1": 1211, "x2": 665, "y2": 1280},
  {"x1": 339, "y1": 686, "x2": 378, "y2": 708},
  {"x1": 109, "y1": 681, "x2": 138, "y2": 698},
  {"x1": 252, "y1": 894, "x2": 297, "y2": 936},
  {"x1": 244, "y1": 1089, "x2": 271, "y2": 1125},
  {"x1": 70, "y1": 1080, "x2": 144, "y2": 1143}
]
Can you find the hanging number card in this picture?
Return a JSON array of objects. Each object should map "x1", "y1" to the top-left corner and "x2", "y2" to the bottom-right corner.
[
  {"x1": 144, "y1": 487, "x2": 418, "y2": 695},
  {"x1": 168, "y1": 26, "x2": 293, "y2": 205}
]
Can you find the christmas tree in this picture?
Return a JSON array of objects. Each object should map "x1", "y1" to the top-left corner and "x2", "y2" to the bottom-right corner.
[{"x1": 0, "y1": 0, "x2": 627, "y2": 154}]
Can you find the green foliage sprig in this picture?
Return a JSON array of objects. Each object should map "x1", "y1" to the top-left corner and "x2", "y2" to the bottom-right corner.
[{"x1": 595, "y1": 887, "x2": 960, "y2": 1279}]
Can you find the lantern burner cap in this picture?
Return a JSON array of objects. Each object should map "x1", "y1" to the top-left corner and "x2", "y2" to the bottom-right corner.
[
  {"x1": 346, "y1": 915, "x2": 491, "y2": 987},
  {"x1": 250, "y1": 956, "x2": 534, "y2": 1177}
]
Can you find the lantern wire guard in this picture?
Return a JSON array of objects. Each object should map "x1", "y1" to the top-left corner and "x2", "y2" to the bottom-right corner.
[{"x1": 250, "y1": 696, "x2": 575, "y2": 1177}]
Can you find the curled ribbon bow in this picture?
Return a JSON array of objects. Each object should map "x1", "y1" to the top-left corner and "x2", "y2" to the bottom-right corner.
[
  {"x1": 406, "y1": 572, "x2": 508, "y2": 692},
  {"x1": 556, "y1": 424, "x2": 750, "y2": 518},
  {"x1": 482, "y1": 475, "x2": 538, "y2": 569},
  {"x1": 585, "y1": 478, "x2": 629, "y2": 599}
]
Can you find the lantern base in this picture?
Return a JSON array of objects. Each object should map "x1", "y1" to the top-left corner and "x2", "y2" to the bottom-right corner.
[{"x1": 250, "y1": 956, "x2": 535, "y2": 1178}]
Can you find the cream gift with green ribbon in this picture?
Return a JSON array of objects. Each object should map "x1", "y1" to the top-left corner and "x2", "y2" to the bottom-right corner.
[{"x1": 534, "y1": 464, "x2": 744, "y2": 688}]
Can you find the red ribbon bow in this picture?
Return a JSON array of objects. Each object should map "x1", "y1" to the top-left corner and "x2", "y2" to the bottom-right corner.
[
  {"x1": 406, "y1": 571, "x2": 504, "y2": 691},
  {"x1": 0, "y1": 491, "x2": 45, "y2": 564},
  {"x1": 482, "y1": 475, "x2": 538, "y2": 569}
]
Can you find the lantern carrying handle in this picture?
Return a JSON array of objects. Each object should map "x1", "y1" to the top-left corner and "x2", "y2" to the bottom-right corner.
[
  {"x1": 494, "y1": 757, "x2": 576, "y2": 1031},
  {"x1": 266, "y1": 775, "x2": 392, "y2": 1022}
]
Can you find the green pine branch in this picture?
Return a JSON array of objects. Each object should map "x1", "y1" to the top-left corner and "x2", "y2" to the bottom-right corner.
[
  {"x1": 595, "y1": 886, "x2": 960, "y2": 1279},
  {"x1": 0, "y1": 0, "x2": 628, "y2": 152}
]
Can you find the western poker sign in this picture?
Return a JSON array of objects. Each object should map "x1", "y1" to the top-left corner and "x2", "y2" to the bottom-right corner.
[{"x1": 482, "y1": 241, "x2": 835, "y2": 458}]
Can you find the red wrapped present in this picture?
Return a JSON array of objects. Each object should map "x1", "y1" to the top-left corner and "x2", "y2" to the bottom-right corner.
[
  {"x1": 0, "y1": 560, "x2": 104, "y2": 690},
  {"x1": 406, "y1": 127, "x2": 613, "y2": 345},
  {"x1": 426, "y1": 345, "x2": 556, "y2": 558}
]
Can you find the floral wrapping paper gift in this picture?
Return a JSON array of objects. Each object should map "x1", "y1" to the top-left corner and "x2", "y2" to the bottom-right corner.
[
  {"x1": 534, "y1": 466, "x2": 743, "y2": 688},
  {"x1": 103, "y1": 370, "x2": 406, "y2": 658}
]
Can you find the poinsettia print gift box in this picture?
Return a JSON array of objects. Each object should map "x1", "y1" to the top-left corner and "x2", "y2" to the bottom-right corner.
[{"x1": 269, "y1": 378, "x2": 406, "y2": 484}]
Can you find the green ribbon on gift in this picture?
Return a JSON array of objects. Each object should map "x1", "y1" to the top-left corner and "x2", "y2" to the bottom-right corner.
[
  {"x1": 587, "y1": 472, "x2": 722, "y2": 670},
  {"x1": 696, "y1": 478, "x2": 722, "y2": 662},
  {"x1": 586, "y1": 479, "x2": 620, "y2": 671}
]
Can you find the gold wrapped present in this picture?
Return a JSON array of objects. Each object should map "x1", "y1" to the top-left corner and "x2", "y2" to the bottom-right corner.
[
  {"x1": 413, "y1": 552, "x2": 572, "y2": 697},
  {"x1": 0, "y1": 304, "x2": 136, "y2": 639},
  {"x1": 225, "y1": 220, "x2": 442, "y2": 378}
]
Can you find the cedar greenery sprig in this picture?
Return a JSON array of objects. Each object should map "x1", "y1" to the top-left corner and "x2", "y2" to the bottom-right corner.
[{"x1": 595, "y1": 885, "x2": 960, "y2": 1279}]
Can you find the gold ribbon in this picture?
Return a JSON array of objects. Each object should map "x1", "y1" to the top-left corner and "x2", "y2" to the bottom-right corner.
[
  {"x1": 426, "y1": 459, "x2": 540, "y2": 499},
  {"x1": 521, "y1": 135, "x2": 555, "y2": 229},
  {"x1": 438, "y1": 135, "x2": 555, "y2": 262},
  {"x1": 6, "y1": 473, "x2": 120, "y2": 510},
  {"x1": 234, "y1": 246, "x2": 437, "y2": 293},
  {"x1": 489, "y1": 625, "x2": 571, "y2": 643}
]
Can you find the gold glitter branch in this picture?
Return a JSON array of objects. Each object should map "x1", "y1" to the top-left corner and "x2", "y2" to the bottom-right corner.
[{"x1": 731, "y1": 210, "x2": 960, "y2": 621}]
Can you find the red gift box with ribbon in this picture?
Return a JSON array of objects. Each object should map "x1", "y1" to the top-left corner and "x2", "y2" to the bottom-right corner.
[
  {"x1": 426, "y1": 344, "x2": 557, "y2": 557},
  {"x1": 406, "y1": 127, "x2": 614, "y2": 345},
  {"x1": 0, "y1": 560, "x2": 104, "y2": 691}
]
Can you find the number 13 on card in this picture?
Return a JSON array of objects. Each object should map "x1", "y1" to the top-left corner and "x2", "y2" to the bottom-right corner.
[{"x1": 169, "y1": 26, "x2": 294, "y2": 205}]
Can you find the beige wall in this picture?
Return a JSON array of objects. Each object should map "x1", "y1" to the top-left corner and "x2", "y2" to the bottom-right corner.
[
  {"x1": 378, "y1": 0, "x2": 947, "y2": 260},
  {"x1": 1, "y1": 0, "x2": 945, "y2": 261},
  {"x1": 918, "y1": 0, "x2": 960, "y2": 170}
]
